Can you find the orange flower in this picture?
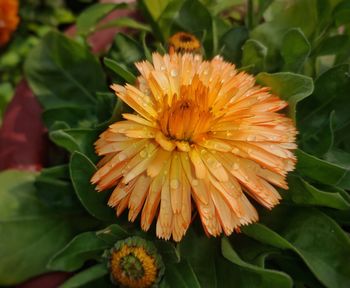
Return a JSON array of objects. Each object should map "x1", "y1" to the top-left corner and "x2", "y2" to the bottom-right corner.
[
  {"x1": 0, "y1": 0, "x2": 19, "y2": 46},
  {"x1": 92, "y1": 53, "x2": 297, "y2": 241}
]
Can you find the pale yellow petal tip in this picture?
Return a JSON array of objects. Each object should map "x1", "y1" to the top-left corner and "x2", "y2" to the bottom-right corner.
[{"x1": 91, "y1": 52, "x2": 297, "y2": 241}]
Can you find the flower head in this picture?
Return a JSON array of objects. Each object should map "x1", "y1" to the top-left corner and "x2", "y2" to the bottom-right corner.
[
  {"x1": 168, "y1": 32, "x2": 201, "y2": 54},
  {"x1": 92, "y1": 53, "x2": 297, "y2": 241},
  {"x1": 0, "y1": 0, "x2": 19, "y2": 46},
  {"x1": 106, "y1": 237, "x2": 164, "y2": 288}
]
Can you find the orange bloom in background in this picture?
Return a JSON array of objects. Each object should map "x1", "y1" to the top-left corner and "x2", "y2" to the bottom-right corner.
[
  {"x1": 92, "y1": 53, "x2": 297, "y2": 241},
  {"x1": 0, "y1": 0, "x2": 19, "y2": 46}
]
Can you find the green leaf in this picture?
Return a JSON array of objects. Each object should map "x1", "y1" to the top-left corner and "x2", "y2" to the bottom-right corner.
[
  {"x1": 141, "y1": 0, "x2": 172, "y2": 21},
  {"x1": 175, "y1": 0, "x2": 212, "y2": 33},
  {"x1": 50, "y1": 128, "x2": 101, "y2": 161},
  {"x1": 70, "y1": 152, "x2": 115, "y2": 222},
  {"x1": 95, "y1": 224, "x2": 130, "y2": 245},
  {"x1": 104, "y1": 58, "x2": 137, "y2": 84},
  {"x1": 76, "y1": 3, "x2": 127, "y2": 35},
  {"x1": 165, "y1": 260, "x2": 201, "y2": 288},
  {"x1": 43, "y1": 107, "x2": 96, "y2": 130},
  {"x1": 298, "y1": 64, "x2": 350, "y2": 140},
  {"x1": 324, "y1": 148, "x2": 350, "y2": 169},
  {"x1": 220, "y1": 26, "x2": 249, "y2": 66},
  {"x1": 241, "y1": 39, "x2": 267, "y2": 74},
  {"x1": 154, "y1": 240, "x2": 180, "y2": 264},
  {"x1": 25, "y1": 31, "x2": 107, "y2": 110},
  {"x1": 60, "y1": 264, "x2": 108, "y2": 288},
  {"x1": 296, "y1": 149, "x2": 350, "y2": 189},
  {"x1": 97, "y1": 17, "x2": 152, "y2": 32},
  {"x1": 299, "y1": 111, "x2": 335, "y2": 157},
  {"x1": 256, "y1": 72, "x2": 314, "y2": 120},
  {"x1": 48, "y1": 232, "x2": 109, "y2": 272},
  {"x1": 0, "y1": 171, "x2": 76, "y2": 285},
  {"x1": 281, "y1": 28, "x2": 311, "y2": 73},
  {"x1": 180, "y1": 230, "x2": 217, "y2": 288},
  {"x1": 315, "y1": 35, "x2": 349, "y2": 56},
  {"x1": 221, "y1": 238, "x2": 293, "y2": 288},
  {"x1": 243, "y1": 207, "x2": 350, "y2": 288},
  {"x1": 334, "y1": 1, "x2": 350, "y2": 26},
  {"x1": 108, "y1": 33, "x2": 144, "y2": 66},
  {"x1": 282, "y1": 174, "x2": 350, "y2": 210}
]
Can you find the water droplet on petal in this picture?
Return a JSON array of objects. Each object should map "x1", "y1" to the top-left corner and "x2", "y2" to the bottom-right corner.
[
  {"x1": 139, "y1": 150, "x2": 147, "y2": 158},
  {"x1": 232, "y1": 148, "x2": 239, "y2": 154},
  {"x1": 118, "y1": 153, "x2": 127, "y2": 161},
  {"x1": 160, "y1": 65, "x2": 166, "y2": 71},
  {"x1": 192, "y1": 179, "x2": 199, "y2": 186},
  {"x1": 170, "y1": 69, "x2": 178, "y2": 77},
  {"x1": 247, "y1": 135, "x2": 256, "y2": 141},
  {"x1": 170, "y1": 179, "x2": 179, "y2": 189},
  {"x1": 232, "y1": 163, "x2": 239, "y2": 170},
  {"x1": 226, "y1": 131, "x2": 232, "y2": 136}
]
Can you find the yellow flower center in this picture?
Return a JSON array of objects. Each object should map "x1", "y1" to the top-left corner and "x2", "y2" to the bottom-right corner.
[
  {"x1": 110, "y1": 245, "x2": 158, "y2": 288},
  {"x1": 156, "y1": 75, "x2": 216, "y2": 151}
]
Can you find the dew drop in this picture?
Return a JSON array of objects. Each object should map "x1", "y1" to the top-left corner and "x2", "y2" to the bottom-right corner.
[
  {"x1": 139, "y1": 150, "x2": 147, "y2": 158},
  {"x1": 192, "y1": 179, "x2": 199, "y2": 186},
  {"x1": 118, "y1": 153, "x2": 127, "y2": 161},
  {"x1": 247, "y1": 135, "x2": 256, "y2": 141},
  {"x1": 232, "y1": 163, "x2": 239, "y2": 170},
  {"x1": 232, "y1": 148, "x2": 239, "y2": 154},
  {"x1": 226, "y1": 131, "x2": 232, "y2": 136},
  {"x1": 160, "y1": 65, "x2": 166, "y2": 71},
  {"x1": 203, "y1": 70, "x2": 209, "y2": 75},
  {"x1": 170, "y1": 179, "x2": 179, "y2": 189},
  {"x1": 194, "y1": 55, "x2": 201, "y2": 61},
  {"x1": 170, "y1": 69, "x2": 178, "y2": 77}
]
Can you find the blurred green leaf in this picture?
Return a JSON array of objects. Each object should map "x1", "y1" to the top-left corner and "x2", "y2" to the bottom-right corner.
[
  {"x1": 281, "y1": 28, "x2": 311, "y2": 73},
  {"x1": 104, "y1": 57, "x2": 137, "y2": 84},
  {"x1": 48, "y1": 232, "x2": 109, "y2": 272},
  {"x1": 0, "y1": 82, "x2": 13, "y2": 125},
  {"x1": 141, "y1": 0, "x2": 172, "y2": 22},
  {"x1": 256, "y1": 72, "x2": 314, "y2": 120},
  {"x1": 98, "y1": 17, "x2": 152, "y2": 32},
  {"x1": 60, "y1": 264, "x2": 108, "y2": 288},
  {"x1": 70, "y1": 152, "x2": 115, "y2": 222},
  {"x1": 241, "y1": 39, "x2": 267, "y2": 74},
  {"x1": 25, "y1": 31, "x2": 107, "y2": 111},
  {"x1": 0, "y1": 171, "x2": 76, "y2": 285},
  {"x1": 220, "y1": 26, "x2": 249, "y2": 65},
  {"x1": 108, "y1": 33, "x2": 144, "y2": 68},
  {"x1": 76, "y1": 3, "x2": 127, "y2": 35},
  {"x1": 175, "y1": 0, "x2": 212, "y2": 33},
  {"x1": 243, "y1": 207, "x2": 350, "y2": 288},
  {"x1": 334, "y1": 1, "x2": 350, "y2": 26}
]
